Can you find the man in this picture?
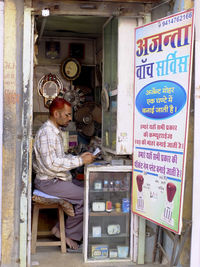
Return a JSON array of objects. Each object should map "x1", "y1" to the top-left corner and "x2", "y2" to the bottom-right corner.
[{"x1": 33, "y1": 97, "x2": 95, "y2": 251}]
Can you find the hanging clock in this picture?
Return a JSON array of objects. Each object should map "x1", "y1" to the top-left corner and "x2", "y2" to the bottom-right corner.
[
  {"x1": 61, "y1": 58, "x2": 81, "y2": 81},
  {"x1": 63, "y1": 85, "x2": 85, "y2": 111},
  {"x1": 37, "y1": 73, "x2": 63, "y2": 108},
  {"x1": 101, "y1": 87, "x2": 109, "y2": 111}
]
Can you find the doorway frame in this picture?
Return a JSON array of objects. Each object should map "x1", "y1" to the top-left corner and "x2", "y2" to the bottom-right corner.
[
  {"x1": 22, "y1": 2, "x2": 145, "y2": 265},
  {"x1": 20, "y1": 7, "x2": 34, "y2": 267}
]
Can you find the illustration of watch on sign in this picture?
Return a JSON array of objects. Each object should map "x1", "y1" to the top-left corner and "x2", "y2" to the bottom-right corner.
[
  {"x1": 136, "y1": 174, "x2": 144, "y2": 212},
  {"x1": 161, "y1": 182, "x2": 176, "y2": 226},
  {"x1": 37, "y1": 73, "x2": 63, "y2": 108}
]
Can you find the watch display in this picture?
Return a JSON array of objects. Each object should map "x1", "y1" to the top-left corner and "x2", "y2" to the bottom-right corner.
[{"x1": 84, "y1": 167, "x2": 132, "y2": 262}]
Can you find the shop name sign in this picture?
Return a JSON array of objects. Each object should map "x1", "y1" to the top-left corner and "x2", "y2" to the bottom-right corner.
[{"x1": 132, "y1": 9, "x2": 194, "y2": 234}]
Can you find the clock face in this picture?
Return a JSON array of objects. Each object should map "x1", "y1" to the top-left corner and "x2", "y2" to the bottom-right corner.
[
  {"x1": 107, "y1": 224, "x2": 120, "y2": 235},
  {"x1": 61, "y1": 58, "x2": 81, "y2": 81},
  {"x1": 43, "y1": 81, "x2": 59, "y2": 98},
  {"x1": 65, "y1": 61, "x2": 78, "y2": 78},
  {"x1": 37, "y1": 73, "x2": 63, "y2": 108}
]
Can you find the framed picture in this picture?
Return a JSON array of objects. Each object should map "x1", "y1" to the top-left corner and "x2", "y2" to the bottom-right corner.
[
  {"x1": 69, "y1": 43, "x2": 85, "y2": 59},
  {"x1": 45, "y1": 41, "x2": 60, "y2": 59}
]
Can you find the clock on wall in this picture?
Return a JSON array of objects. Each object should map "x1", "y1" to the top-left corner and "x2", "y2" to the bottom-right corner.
[
  {"x1": 61, "y1": 58, "x2": 81, "y2": 81},
  {"x1": 37, "y1": 73, "x2": 63, "y2": 108}
]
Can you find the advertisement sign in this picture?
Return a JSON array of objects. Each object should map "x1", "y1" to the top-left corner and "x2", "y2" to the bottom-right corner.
[{"x1": 132, "y1": 9, "x2": 194, "y2": 234}]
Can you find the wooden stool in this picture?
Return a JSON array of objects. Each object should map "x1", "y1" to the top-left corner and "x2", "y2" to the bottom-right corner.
[{"x1": 31, "y1": 203, "x2": 66, "y2": 254}]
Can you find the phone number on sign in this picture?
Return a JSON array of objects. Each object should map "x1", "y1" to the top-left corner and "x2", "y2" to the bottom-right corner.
[{"x1": 158, "y1": 11, "x2": 193, "y2": 28}]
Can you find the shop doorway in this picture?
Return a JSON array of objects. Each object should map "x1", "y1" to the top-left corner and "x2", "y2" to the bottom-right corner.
[
  {"x1": 26, "y1": 2, "x2": 143, "y2": 265},
  {"x1": 30, "y1": 13, "x2": 107, "y2": 267}
]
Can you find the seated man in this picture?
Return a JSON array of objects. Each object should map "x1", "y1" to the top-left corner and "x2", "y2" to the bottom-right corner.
[{"x1": 33, "y1": 97, "x2": 95, "y2": 251}]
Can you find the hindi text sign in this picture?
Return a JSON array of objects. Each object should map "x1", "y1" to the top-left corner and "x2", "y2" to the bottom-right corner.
[{"x1": 132, "y1": 9, "x2": 194, "y2": 234}]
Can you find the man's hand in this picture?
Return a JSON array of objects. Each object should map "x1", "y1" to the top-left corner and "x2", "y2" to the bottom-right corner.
[{"x1": 80, "y1": 152, "x2": 95, "y2": 165}]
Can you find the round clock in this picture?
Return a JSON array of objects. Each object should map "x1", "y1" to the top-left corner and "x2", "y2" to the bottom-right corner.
[
  {"x1": 61, "y1": 58, "x2": 81, "y2": 81},
  {"x1": 38, "y1": 73, "x2": 63, "y2": 108}
]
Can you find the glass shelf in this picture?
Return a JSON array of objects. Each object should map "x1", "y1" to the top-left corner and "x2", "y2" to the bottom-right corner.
[
  {"x1": 89, "y1": 211, "x2": 130, "y2": 217},
  {"x1": 89, "y1": 233, "x2": 129, "y2": 239},
  {"x1": 89, "y1": 189, "x2": 129, "y2": 193}
]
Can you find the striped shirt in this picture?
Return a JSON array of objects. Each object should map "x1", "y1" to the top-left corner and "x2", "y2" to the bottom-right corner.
[{"x1": 33, "y1": 120, "x2": 83, "y2": 181}]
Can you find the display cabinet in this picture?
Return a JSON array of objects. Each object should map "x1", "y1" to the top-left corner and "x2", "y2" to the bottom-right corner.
[{"x1": 83, "y1": 164, "x2": 133, "y2": 262}]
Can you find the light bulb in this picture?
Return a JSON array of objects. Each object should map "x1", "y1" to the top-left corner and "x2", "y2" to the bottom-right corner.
[{"x1": 42, "y1": 8, "x2": 50, "y2": 17}]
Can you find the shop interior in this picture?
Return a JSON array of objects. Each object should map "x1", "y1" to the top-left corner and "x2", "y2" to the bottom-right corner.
[
  {"x1": 31, "y1": 10, "x2": 152, "y2": 266},
  {"x1": 32, "y1": 13, "x2": 132, "y2": 266},
  {"x1": 33, "y1": 15, "x2": 107, "y2": 158}
]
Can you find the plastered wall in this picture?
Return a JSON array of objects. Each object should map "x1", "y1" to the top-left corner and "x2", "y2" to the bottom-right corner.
[{"x1": 2, "y1": 0, "x2": 24, "y2": 266}]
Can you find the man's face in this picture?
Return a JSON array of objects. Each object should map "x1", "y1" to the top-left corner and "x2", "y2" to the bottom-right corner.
[{"x1": 55, "y1": 104, "x2": 72, "y2": 127}]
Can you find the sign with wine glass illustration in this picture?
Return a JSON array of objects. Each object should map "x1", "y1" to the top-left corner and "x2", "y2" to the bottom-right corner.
[{"x1": 132, "y1": 9, "x2": 194, "y2": 234}]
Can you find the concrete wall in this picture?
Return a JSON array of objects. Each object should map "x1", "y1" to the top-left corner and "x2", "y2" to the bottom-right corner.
[{"x1": 1, "y1": 0, "x2": 24, "y2": 266}]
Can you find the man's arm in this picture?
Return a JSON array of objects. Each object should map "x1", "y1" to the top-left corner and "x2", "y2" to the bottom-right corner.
[{"x1": 35, "y1": 129, "x2": 94, "y2": 173}]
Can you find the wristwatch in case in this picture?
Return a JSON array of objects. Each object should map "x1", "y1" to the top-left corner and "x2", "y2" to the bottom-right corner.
[
  {"x1": 92, "y1": 202, "x2": 105, "y2": 212},
  {"x1": 107, "y1": 224, "x2": 120, "y2": 235}
]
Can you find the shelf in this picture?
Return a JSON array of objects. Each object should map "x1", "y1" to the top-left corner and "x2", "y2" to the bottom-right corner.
[
  {"x1": 89, "y1": 190, "x2": 129, "y2": 193},
  {"x1": 89, "y1": 211, "x2": 130, "y2": 216},
  {"x1": 89, "y1": 233, "x2": 128, "y2": 239},
  {"x1": 87, "y1": 257, "x2": 131, "y2": 262}
]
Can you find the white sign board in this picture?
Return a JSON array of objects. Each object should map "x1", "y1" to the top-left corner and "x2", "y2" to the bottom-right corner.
[{"x1": 132, "y1": 9, "x2": 194, "y2": 234}]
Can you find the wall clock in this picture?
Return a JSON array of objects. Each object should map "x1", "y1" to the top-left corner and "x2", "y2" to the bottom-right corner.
[
  {"x1": 101, "y1": 87, "x2": 109, "y2": 111},
  {"x1": 37, "y1": 73, "x2": 63, "y2": 107},
  {"x1": 61, "y1": 58, "x2": 81, "y2": 81}
]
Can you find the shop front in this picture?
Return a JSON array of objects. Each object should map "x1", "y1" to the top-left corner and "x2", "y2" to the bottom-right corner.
[{"x1": 1, "y1": 0, "x2": 198, "y2": 267}]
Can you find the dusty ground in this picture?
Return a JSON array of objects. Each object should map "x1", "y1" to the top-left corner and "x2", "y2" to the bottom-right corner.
[{"x1": 31, "y1": 246, "x2": 166, "y2": 267}]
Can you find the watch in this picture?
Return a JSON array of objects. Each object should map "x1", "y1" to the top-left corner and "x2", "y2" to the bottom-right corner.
[
  {"x1": 94, "y1": 181, "x2": 102, "y2": 191},
  {"x1": 92, "y1": 202, "x2": 105, "y2": 212},
  {"x1": 107, "y1": 224, "x2": 120, "y2": 235},
  {"x1": 61, "y1": 58, "x2": 81, "y2": 81},
  {"x1": 92, "y1": 226, "x2": 101, "y2": 237}
]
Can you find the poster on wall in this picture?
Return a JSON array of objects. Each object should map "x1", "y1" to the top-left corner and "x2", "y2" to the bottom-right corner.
[{"x1": 132, "y1": 9, "x2": 194, "y2": 234}]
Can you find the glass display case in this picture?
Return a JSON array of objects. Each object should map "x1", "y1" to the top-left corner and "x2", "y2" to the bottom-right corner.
[{"x1": 83, "y1": 164, "x2": 133, "y2": 262}]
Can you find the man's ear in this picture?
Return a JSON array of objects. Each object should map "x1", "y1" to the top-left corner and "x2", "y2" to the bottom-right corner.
[{"x1": 54, "y1": 110, "x2": 59, "y2": 118}]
